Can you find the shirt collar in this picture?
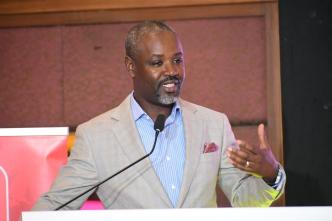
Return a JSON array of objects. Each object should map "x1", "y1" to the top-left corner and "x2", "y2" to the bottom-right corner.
[{"x1": 130, "y1": 92, "x2": 181, "y2": 123}]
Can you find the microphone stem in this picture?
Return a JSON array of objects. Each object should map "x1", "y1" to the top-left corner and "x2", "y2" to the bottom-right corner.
[{"x1": 55, "y1": 130, "x2": 160, "y2": 211}]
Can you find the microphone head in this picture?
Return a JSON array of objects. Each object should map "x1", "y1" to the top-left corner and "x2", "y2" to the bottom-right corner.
[{"x1": 154, "y1": 114, "x2": 166, "y2": 132}]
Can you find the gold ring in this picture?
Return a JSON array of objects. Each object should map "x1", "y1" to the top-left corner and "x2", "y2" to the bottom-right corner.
[{"x1": 246, "y1": 161, "x2": 250, "y2": 167}]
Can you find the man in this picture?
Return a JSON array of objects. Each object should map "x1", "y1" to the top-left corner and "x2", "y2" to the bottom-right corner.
[{"x1": 33, "y1": 21, "x2": 285, "y2": 210}]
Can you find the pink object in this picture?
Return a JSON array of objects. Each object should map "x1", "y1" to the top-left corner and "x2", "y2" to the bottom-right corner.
[
  {"x1": 0, "y1": 128, "x2": 68, "y2": 221},
  {"x1": 203, "y1": 142, "x2": 219, "y2": 153},
  {"x1": 0, "y1": 166, "x2": 9, "y2": 221},
  {"x1": 81, "y1": 200, "x2": 104, "y2": 210}
]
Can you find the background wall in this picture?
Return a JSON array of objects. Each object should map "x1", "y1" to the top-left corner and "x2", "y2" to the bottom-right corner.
[
  {"x1": 279, "y1": 0, "x2": 332, "y2": 205},
  {"x1": 3, "y1": 0, "x2": 331, "y2": 206},
  {"x1": 0, "y1": 17, "x2": 268, "y2": 207},
  {"x1": 0, "y1": 18, "x2": 266, "y2": 143}
]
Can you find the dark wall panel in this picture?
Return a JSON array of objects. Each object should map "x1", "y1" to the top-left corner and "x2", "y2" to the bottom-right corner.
[{"x1": 280, "y1": 0, "x2": 332, "y2": 205}]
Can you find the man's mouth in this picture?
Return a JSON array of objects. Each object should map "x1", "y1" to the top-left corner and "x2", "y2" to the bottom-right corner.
[{"x1": 161, "y1": 81, "x2": 179, "y2": 93}]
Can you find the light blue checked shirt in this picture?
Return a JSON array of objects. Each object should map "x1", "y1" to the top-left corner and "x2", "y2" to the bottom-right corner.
[{"x1": 130, "y1": 94, "x2": 186, "y2": 207}]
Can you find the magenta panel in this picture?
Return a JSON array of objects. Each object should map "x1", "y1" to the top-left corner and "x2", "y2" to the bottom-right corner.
[{"x1": 0, "y1": 27, "x2": 63, "y2": 127}]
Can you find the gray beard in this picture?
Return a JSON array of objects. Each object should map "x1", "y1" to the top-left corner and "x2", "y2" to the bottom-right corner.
[
  {"x1": 158, "y1": 94, "x2": 178, "y2": 105},
  {"x1": 155, "y1": 79, "x2": 181, "y2": 105}
]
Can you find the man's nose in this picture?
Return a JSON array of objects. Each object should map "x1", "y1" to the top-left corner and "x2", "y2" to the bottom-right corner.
[{"x1": 164, "y1": 63, "x2": 178, "y2": 76}]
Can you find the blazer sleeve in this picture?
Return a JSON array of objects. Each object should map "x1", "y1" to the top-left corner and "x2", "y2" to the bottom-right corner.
[
  {"x1": 218, "y1": 115, "x2": 286, "y2": 207},
  {"x1": 31, "y1": 124, "x2": 99, "y2": 210}
]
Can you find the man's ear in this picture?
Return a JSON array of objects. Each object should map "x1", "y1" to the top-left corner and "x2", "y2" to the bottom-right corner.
[{"x1": 125, "y1": 55, "x2": 136, "y2": 78}]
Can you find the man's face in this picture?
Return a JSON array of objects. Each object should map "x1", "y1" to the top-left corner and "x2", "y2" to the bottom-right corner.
[{"x1": 130, "y1": 31, "x2": 185, "y2": 106}]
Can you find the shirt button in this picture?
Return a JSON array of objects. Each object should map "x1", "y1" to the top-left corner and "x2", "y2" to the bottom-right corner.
[
  {"x1": 166, "y1": 156, "x2": 171, "y2": 161},
  {"x1": 171, "y1": 185, "x2": 176, "y2": 190}
]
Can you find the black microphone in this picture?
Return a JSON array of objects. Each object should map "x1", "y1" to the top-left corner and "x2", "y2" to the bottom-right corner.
[
  {"x1": 154, "y1": 114, "x2": 166, "y2": 132},
  {"x1": 55, "y1": 114, "x2": 166, "y2": 210}
]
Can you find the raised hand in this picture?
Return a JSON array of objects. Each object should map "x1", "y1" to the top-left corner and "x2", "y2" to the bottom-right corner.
[{"x1": 227, "y1": 124, "x2": 279, "y2": 183}]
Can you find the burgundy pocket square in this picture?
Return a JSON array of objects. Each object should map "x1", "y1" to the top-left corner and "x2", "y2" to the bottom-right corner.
[{"x1": 203, "y1": 142, "x2": 218, "y2": 153}]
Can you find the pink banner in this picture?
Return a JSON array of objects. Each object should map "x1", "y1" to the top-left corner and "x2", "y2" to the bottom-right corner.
[{"x1": 0, "y1": 128, "x2": 68, "y2": 221}]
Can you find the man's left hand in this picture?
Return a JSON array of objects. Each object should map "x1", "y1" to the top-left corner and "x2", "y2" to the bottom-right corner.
[{"x1": 226, "y1": 124, "x2": 279, "y2": 183}]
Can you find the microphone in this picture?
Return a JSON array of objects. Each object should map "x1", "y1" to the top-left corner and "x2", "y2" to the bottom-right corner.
[
  {"x1": 154, "y1": 114, "x2": 166, "y2": 132},
  {"x1": 55, "y1": 114, "x2": 166, "y2": 210}
]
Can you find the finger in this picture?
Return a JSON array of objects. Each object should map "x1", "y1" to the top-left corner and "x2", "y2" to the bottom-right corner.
[
  {"x1": 227, "y1": 148, "x2": 252, "y2": 166},
  {"x1": 230, "y1": 158, "x2": 256, "y2": 173},
  {"x1": 228, "y1": 150, "x2": 260, "y2": 172},
  {"x1": 228, "y1": 147, "x2": 249, "y2": 161},
  {"x1": 258, "y1": 124, "x2": 268, "y2": 149},
  {"x1": 237, "y1": 140, "x2": 258, "y2": 155}
]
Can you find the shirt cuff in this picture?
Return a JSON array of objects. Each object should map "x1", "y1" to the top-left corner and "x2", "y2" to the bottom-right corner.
[{"x1": 268, "y1": 165, "x2": 284, "y2": 191}]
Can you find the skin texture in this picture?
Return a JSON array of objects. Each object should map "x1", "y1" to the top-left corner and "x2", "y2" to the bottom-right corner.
[{"x1": 125, "y1": 29, "x2": 278, "y2": 182}]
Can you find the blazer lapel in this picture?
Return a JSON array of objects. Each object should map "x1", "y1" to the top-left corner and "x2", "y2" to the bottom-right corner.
[
  {"x1": 109, "y1": 95, "x2": 172, "y2": 207},
  {"x1": 177, "y1": 99, "x2": 203, "y2": 207}
]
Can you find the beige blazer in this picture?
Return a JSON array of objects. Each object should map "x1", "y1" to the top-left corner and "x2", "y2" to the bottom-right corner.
[{"x1": 33, "y1": 95, "x2": 285, "y2": 210}]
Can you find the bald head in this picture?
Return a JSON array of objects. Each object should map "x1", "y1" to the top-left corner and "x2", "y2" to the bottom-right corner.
[{"x1": 125, "y1": 21, "x2": 176, "y2": 59}]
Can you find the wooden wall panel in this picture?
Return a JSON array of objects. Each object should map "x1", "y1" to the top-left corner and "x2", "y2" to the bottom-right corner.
[
  {"x1": 0, "y1": 1, "x2": 270, "y2": 28},
  {"x1": 0, "y1": 0, "x2": 274, "y2": 14}
]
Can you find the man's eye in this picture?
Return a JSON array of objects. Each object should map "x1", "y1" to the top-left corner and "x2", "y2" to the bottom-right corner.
[
  {"x1": 174, "y1": 58, "x2": 183, "y2": 64},
  {"x1": 151, "y1": 60, "x2": 163, "y2": 66}
]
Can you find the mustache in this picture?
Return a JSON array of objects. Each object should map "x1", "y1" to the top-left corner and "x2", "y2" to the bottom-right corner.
[{"x1": 157, "y1": 76, "x2": 181, "y2": 89}]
